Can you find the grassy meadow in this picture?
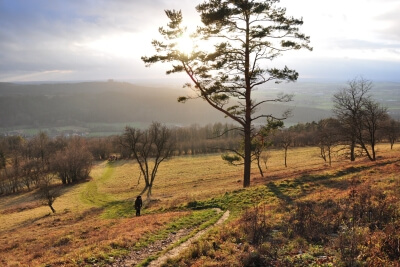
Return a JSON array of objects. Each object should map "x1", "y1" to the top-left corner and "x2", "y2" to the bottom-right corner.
[{"x1": 1, "y1": 144, "x2": 400, "y2": 266}]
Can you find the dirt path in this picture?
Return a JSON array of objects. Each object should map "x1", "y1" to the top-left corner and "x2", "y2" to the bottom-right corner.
[
  {"x1": 148, "y1": 209, "x2": 230, "y2": 267},
  {"x1": 109, "y1": 209, "x2": 230, "y2": 267}
]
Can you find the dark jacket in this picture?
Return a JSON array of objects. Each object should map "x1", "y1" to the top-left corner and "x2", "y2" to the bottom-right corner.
[{"x1": 135, "y1": 196, "x2": 142, "y2": 210}]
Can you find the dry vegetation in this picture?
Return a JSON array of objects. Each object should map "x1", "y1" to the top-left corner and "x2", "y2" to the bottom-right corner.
[
  {"x1": 165, "y1": 145, "x2": 400, "y2": 266},
  {"x1": 0, "y1": 144, "x2": 399, "y2": 266}
]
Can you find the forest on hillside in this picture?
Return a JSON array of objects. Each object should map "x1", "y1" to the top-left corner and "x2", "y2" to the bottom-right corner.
[
  {"x1": 0, "y1": 81, "x2": 224, "y2": 128},
  {"x1": 1, "y1": 81, "x2": 399, "y2": 137},
  {"x1": 0, "y1": 81, "x2": 336, "y2": 131}
]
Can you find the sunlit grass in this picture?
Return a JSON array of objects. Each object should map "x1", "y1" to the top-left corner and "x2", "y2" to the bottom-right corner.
[
  {"x1": 0, "y1": 143, "x2": 399, "y2": 266},
  {"x1": 1, "y1": 144, "x2": 397, "y2": 230},
  {"x1": 0, "y1": 208, "x2": 190, "y2": 266},
  {"x1": 81, "y1": 161, "x2": 116, "y2": 206},
  {"x1": 98, "y1": 146, "x2": 333, "y2": 209}
]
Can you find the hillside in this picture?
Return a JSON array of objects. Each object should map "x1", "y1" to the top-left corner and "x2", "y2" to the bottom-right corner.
[
  {"x1": 0, "y1": 145, "x2": 399, "y2": 266},
  {"x1": 0, "y1": 81, "x2": 225, "y2": 129},
  {"x1": 1, "y1": 80, "x2": 399, "y2": 136},
  {"x1": 0, "y1": 81, "x2": 332, "y2": 135}
]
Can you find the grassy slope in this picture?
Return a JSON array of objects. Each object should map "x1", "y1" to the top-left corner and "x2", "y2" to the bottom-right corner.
[
  {"x1": 0, "y1": 144, "x2": 399, "y2": 266},
  {"x1": 166, "y1": 147, "x2": 400, "y2": 266}
]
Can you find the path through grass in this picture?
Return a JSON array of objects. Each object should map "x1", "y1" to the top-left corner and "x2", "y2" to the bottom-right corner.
[{"x1": 81, "y1": 162, "x2": 116, "y2": 206}]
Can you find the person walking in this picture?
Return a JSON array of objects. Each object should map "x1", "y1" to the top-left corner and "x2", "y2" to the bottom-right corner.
[{"x1": 135, "y1": 195, "x2": 142, "y2": 216}]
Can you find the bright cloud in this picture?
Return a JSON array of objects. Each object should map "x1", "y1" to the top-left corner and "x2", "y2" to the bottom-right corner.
[{"x1": 0, "y1": 0, "x2": 399, "y2": 82}]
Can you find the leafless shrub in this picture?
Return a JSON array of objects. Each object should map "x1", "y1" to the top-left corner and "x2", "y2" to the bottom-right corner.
[{"x1": 242, "y1": 205, "x2": 271, "y2": 246}]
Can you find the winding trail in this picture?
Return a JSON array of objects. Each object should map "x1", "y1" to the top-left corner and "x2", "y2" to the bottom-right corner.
[
  {"x1": 148, "y1": 209, "x2": 230, "y2": 267},
  {"x1": 80, "y1": 162, "x2": 115, "y2": 206},
  {"x1": 87, "y1": 164, "x2": 231, "y2": 266},
  {"x1": 110, "y1": 209, "x2": 230, "y2": 267}
]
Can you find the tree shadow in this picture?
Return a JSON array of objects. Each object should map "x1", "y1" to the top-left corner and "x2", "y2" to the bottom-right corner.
[
  {"x1": 264, "y1": 162, "x2": 396, "y2": 201},
  {"x1": 291, "y1": 165, "x2": 371, "y2": 191},
  {"x1": 266, "y1": 182, "x2": 293, "y2": 203},
  {"x1": 1, "y1": 181, "x2": 83, "y2": 211}
]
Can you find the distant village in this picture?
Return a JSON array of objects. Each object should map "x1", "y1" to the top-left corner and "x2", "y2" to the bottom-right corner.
[{"x1": 1, "y1": 129, "x2": 89, "y2": 138}]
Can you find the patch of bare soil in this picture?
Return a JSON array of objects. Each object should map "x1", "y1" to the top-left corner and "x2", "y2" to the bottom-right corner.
[{"x1": 109, "y1": 209, "x2": 229, "y2": 267}]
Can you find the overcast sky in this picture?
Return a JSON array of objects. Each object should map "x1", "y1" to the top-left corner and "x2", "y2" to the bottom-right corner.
[{"x1": 1, "y1": 0, "x2": 400, "y2": 83}]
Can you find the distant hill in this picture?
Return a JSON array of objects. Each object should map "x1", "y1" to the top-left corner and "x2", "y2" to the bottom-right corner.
[
  {"x1": 0, "y1": 81, "x2": 227, "y2": 129},
  {"x1": 0, "y1": 80, "x2": 398, "y2": 135}
]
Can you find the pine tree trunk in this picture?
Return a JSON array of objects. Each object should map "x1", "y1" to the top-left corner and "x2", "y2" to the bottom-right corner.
[
  {"x1": 243, "y1": 126, "x2": 251, "y2": 187},
  {"x1": 243, "y1": 13, "x2": 251, "y2": 188}
]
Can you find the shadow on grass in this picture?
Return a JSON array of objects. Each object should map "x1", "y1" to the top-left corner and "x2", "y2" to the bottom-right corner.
[
  {"x1": 2, "y1": 178, "x2": 90, "y2": 210},
  {"x1": 292, "y1": 165, "x2": 371, "y2": 188},
  {"x1": 102, "y1": 159, "x2": 400, "y2": 219},
  {"x1": 264, "y1": 162, "x2": 397, "y2": 201},
  {"x1": 266, "y1": 182, "x2": 294, "y2": 203}
]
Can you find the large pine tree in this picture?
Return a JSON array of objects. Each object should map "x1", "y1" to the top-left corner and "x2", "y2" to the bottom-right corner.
[{"x1": 142, "y1": 0, "x2": 311, "y2": 187}]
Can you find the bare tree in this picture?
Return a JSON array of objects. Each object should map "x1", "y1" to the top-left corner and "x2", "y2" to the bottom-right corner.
[
  {"x1": 333, "y1": 77, "x2": 388, "y2": 161},
  {"x1": 333, "y1": 77, "x2": 372, "y2": 161},
  {"x1": 29, "y1": 132, "x2": 51, "y2": 163},
  {"x1": 121, "y1": 122, "x2": 175, "y2": 198},
  {"x1": 384, "y1": 118, "x2": 400, "y2": 149},
  {"x1": 360, "y1": 99, "x2": 388, "y2": 160},
  {"x1": 261, "y1": 151, "x2": 271, "y2": 171},
  {"x1": 0, "y1": 150, "x2": 5, "y2": 174},
  {"x1": 21, "y1": 158, "x2": 44, "y2": 190},
  {"x1": 87, "y1": 137, "x2": 113, "y2": 160},
  {"x1": 37, "y1": 174, "x2": 60, "y2": 213},
  {"x1": 252, "y1": 120, "x2": 283, "y2": 176},
  {"x1": 0, "y1": 150, "x2": 6, "y2": 195},
  {"x1": 317, "y1": 118, "x2": 340, "y2": 166},
  {"x1": 276, "y1": 130, "x2": 292, "y2": 167},
  {"x1": 51, "y1": 137, "x2": 93, "y2": 184}
]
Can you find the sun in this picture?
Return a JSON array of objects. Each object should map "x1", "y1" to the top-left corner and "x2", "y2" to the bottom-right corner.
[{"x1": 176, "y1": 32, "x2": 194, "y2": 55}]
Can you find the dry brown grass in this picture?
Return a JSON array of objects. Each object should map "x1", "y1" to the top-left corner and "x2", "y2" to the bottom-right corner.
[
  {"x1": 96, "y1": 144, "x2": 400, "y2": 210},
  {"x1": 101, "y1": 146, "x2": 336, "y2": 208},
  {"x1": 0, "y1": 207, "x2": 188, "y2": 266},
  {"x1": 166, "y1": 145, "x2": 400, "y2": 267},
  {"x1": 0, "y1": 143, "x2": 399, "y2": 266}
]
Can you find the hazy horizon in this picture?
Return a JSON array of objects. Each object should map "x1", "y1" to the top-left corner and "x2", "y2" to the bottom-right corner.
[{"x1": 1, "y1": 80, "x2": 398, "y2": 137}]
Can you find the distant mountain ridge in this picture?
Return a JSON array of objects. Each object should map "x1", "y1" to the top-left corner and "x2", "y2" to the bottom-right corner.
[{"x1": 0, "y1": 80, "x2": 398, "y2": 134}]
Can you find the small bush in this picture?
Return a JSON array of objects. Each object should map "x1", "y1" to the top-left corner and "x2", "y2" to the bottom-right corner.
[
  {"x1": 241, "y1": 251, "x2": 267, "y2": 267},
  {"x1": 287, "y1": 200, "x2": 341, "y2": 243},
  {"x1": 241, "y1": 205, "x2": 271, "y2": 246},
  {"x1": 186, "y1": 240, "x2": 214, "y2": 260}
]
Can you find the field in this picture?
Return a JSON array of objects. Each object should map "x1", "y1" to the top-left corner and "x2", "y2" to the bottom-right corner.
[{"x1": 1, "y1": 144, "x2": 400, "y2": 266}]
